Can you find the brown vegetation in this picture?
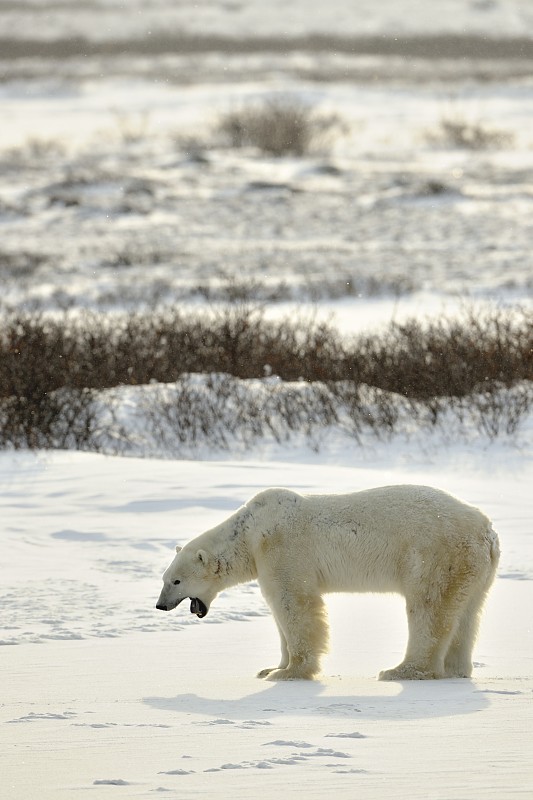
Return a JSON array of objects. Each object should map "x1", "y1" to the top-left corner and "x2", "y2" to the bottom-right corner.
[{"x1": 0, "y1": 305, "x2": 531, "y2": 450}]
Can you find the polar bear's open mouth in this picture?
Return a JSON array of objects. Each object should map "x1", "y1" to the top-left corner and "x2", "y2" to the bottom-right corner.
[{"x1": 190, "y1": 598, "x2": 208, "y2": 618}]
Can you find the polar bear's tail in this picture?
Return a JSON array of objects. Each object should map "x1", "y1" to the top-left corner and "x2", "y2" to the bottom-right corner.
[{"x1": 487, "y1": 523, "x2": 501, "y2": 569}]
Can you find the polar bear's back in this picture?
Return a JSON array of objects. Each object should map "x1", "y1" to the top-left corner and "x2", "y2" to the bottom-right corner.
[
  {"x1": 251, "y1": 484, "x2": 495, "y2": 595},
  {"x1": 308, "y1": 483, "x2": 488, "y2": 531},
  {"x1": 306, "y1": 484, "x2": 487, "y2": 530}
]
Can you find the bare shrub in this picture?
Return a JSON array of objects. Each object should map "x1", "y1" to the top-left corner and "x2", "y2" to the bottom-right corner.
[
  {"x1": 2, "y1": 137, "x2": 66, "y2": 169},
  {"x1": 0, "y1": 250, "x2": 48, "y2": 278},
  {"x1": 263, "y1": 380, "x2": 339, "y2": 443},
  {"x1": 0, "y1": 305, "x2": 531, "y2": 450},
  {"x1": 355, "y1": 307, "x2": 533, "y2": 400},
  {"x1": 138, "y1": 371, "x2": 532, "y2": 457},
  {"x1": 141, "y1": 377, "x2": 229, "y2": 451},
  {"x1": 141, "y1": 375, "x2": 341, "y2": 455},
  {"x1": 427, "y1": 115, "x2": 514, "y2": 150},
  {"x1": 455, "y1": 382, "x2": 533, "y2": 439},
  {"x1": 193, "y1": 273, "x2": 417, "y2": 305},
  {"x1": 328, "y1": 382, "x2": 407, "y2": 442},
  {"x1": 0, "y1": 314, "x2": 108, "y2": 449},
  {"x1": 2, "y1": 305, "x2": 531, "y2": 395},
  {"x1": 195, "y1": 276, "x2": 292, "y2": 304},
  {"x1": 0, "y1": 387, "x2": 102, "y2": 451},
  {"x1": 218, "y1": 97, "x2": 343, "y2": 156}
]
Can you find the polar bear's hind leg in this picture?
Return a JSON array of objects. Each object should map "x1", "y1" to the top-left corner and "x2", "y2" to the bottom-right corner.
[
  {"x1": 444, "y1": 561, "x2": 498, "y2": 677},
  {"x1": 380, "y1": 566, "x2": 476, "y2": 681},
  {"x1": 442, "y1": 601, "x2": 478, "y2": 678},
  {"x1": 442, "y1": 525, "x2": 499, "y2": 678}
]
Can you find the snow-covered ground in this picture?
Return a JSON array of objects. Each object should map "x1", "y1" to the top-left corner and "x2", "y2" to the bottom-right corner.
[
  {"x1": 1, "y1": 5, "x2": 533, "y2": 317},
  {"x1": 1, "y1": 445, "x2": 532, "y2": 798},
  {"x1": 3, "y1": 0, "x2": 533, "y2": 41},
  {"x1": 2, "y1": 79, "x2": 532, "y2": 316}
]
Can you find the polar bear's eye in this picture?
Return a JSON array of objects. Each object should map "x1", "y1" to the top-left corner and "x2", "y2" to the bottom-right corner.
[{"x1": 173, "y1": 579, "x2": 181, "y2": 585}]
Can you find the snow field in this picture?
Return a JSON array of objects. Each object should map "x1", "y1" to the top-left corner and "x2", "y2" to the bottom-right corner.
[{"x1": 0, "y1": 449, "x2": 532, "y2": 797}]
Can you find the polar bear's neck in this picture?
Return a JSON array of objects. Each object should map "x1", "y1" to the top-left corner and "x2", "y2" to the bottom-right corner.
[
  {"x1": 212, "y1": 533, "x2": 257, "y2": 587},
  {"x1": 201, "y1": 508, "x2": 258, "y2": 588}
]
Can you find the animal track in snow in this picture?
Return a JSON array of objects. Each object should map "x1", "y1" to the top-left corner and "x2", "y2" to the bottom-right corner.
[
  {"x1": 237, "y1": 720, "x2": 272, "y2": 728},
  {"x1": 264, "y1": 739, "x2": 313, "y2": 748},
  {"x1": 326, "y1": 731, "x2": 366, "y2": 739},
  {"x1": 73, "y1": 721, "x2": 172, "y2": 729},
  {"x1": 194, "y1": 718, "x2": 272, "y2": 728},
  {"x1": 301, "y1": 748, "x2": 351, "y2": 759},
  {"x1": 334, "y1": 768, "x2": 368, "y2": 774},
  {"x1": 159, "y1": 769, "x2": 195, "y2": 776},
  {"x1": 7, "y1": 711, "x2": 76, "y2": 723},
  {"x1": 315, "y1": 702, "x2": 362, "y2": 716},
  {"x1": 203, "y1": 745, "x2": 351, "y2": 772}
]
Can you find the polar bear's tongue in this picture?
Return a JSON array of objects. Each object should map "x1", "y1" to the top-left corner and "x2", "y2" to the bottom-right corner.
[{"x1": 190, "y1": 598, "x2": 208, "y2": 618}]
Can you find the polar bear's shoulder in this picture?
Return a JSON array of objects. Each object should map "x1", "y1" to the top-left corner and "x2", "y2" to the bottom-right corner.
[{"x1": 245, "y1": 487, "x2": 302, "y2": 511}]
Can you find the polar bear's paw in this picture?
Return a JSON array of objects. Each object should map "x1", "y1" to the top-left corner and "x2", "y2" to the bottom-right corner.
[
  {"x1": 263, "y1": 667, "x2": 315, "y2": 681},
  {"x1": 378, "y1": 663, "x2": 440, "y2": 681},
  {"x1": 256, "y1": 667, "x2": 276, "y2": 679}
]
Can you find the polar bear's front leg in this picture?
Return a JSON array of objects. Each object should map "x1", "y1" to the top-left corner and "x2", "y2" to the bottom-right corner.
[
  {"x1": 256, "y1": 622, "x2": 289, "y2": 678},
  {"x1": 259, "y1": 589, "x2": 329, "y2": 681}
]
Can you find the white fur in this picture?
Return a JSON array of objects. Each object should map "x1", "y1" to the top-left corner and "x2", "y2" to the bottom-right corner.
[{"x1": 156, "y1": 485, "x2": 499, "y2": 681}]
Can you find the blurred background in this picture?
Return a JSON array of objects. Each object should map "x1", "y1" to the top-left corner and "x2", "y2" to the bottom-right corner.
[{"x1": 0, "y1": 0, "x2": 532, "y2": 455}]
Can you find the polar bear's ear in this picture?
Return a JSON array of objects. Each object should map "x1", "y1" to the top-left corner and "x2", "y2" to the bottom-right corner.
[
  {"x1": 175, "y1": 545, "x2": 182, "y2": 554},
  {"x1": 196, "y1": 549, "x2": 209, "y2": 566}
]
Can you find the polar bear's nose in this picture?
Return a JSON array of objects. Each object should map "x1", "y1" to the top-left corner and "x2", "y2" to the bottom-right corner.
[{"x1": 156, "y1": 603, "x2": 168, "y2": 611}]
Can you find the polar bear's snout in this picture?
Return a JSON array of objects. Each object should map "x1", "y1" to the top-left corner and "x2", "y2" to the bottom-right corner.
[
  {"x1": 155, "y1": 590, "x2": 209, "y2": 618},
  {"x1": 155, "y1": 593, "x2": 185, "y2": 612}
]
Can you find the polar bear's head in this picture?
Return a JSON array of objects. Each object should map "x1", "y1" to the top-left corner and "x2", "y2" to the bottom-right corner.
[{"x1": 156, "y1": 544, "x2": 219, "y2": 619}]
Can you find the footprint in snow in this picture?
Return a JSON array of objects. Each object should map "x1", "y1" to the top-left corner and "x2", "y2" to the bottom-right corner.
[
  {"x1": 304, "y1": 748, "x2": 351, "y2": 759},
  {"x1": 204, "y1": 758, "x2": 301, "y2": 772},
  {"x1": 205, "y1": 748, "x2": 351, "y2": 772},
  {"x1": 326, "y1": 732, "x2": 366, "y2": 739},
  {"x1": 263, "y1": 742, "x2": 350, "y2": 759},
  {"x1": 7, "y1": 711, "x2": 76, "y2": 723},
  {"x1": 263, "y1": 740, "x2": 313, "y2": 748},
  {"x1": 334, "y1": 768, "x2": 368, "y2": 774},
  {"x1": 237, "y1": 720, "x2": 272, "y2": 729},
  {"x1": 93, "y1": 779, "x2": 131, "y2": 785},
  {"x1": 158, "y1": 769, "x2": 195, "y2": 776},
  {"x1": 316, "y1": 703, "x2": 361, "y2": 715},
  {"x1": 73, "y1": 723, "x2": 115, "y2": 729}
]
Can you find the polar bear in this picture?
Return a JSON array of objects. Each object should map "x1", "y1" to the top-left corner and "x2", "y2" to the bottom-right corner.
[{"x1": 156, "y1": 485, "x2": 499, "y2": 681}]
